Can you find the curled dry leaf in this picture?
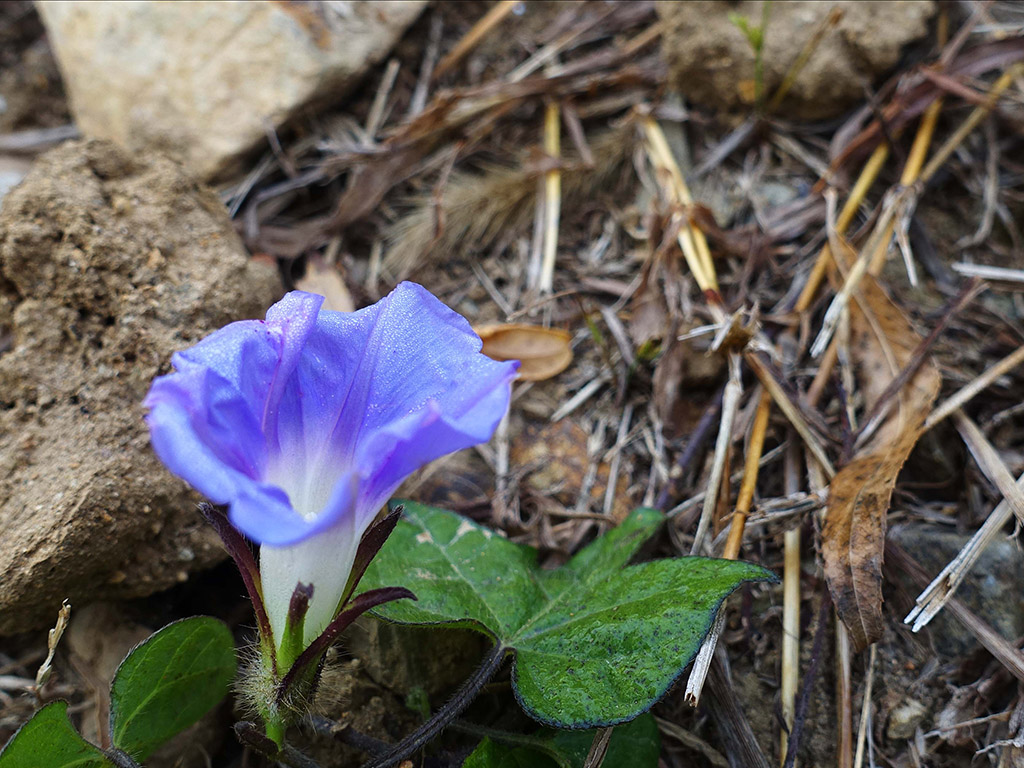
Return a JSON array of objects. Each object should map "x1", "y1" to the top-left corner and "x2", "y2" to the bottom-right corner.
[
  {"x1": 294, "y1": 256, "x2": 355, "y2": 313},
  {"x1": 475, "y1": 323, "x2": 572, "y2": 382},
  {"x1": 822, "y1": 275, "x2": 940, "y2": 652}
]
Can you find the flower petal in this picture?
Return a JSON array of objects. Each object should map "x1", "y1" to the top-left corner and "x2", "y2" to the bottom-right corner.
[
  {"x1": 315, "y1": 282, "x2": 517, "y2": 526},
  {"x1": 258, "y1": 470, "x2": 361, "y2": 648},
  {"x1": 145, "y1": 364, "x2": 267, "y2": 505},
  {"x1": 144, "y1": 291, "x2": 325, "y2": 539}
]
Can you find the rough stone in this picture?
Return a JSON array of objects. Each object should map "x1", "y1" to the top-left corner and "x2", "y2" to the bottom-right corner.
[
  {"x1": 658, "y1": 1, "x2": 935, "y2": 120},
  {"x1": 889, "y1": 524, "x2": 1024, "y2": 657},
  {"x1": 0, "y1": 139, "x2": 280, "y2": 635},
  {"x1": 36, "y1": 0, "x2": 426, "y2": 180}
]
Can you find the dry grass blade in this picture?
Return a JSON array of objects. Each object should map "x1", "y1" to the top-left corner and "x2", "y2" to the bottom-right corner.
[
  {"x1": 953, "y1": 411, "x2": 1024, "y2": 524},
  {"x1": 539, "y1": 100, "x2": 562, "y2": 294},
  {"x1": 476, "y1": 323, "x2": 573, "y2": 382},
  {"x1": 811, "y1": 62, "x2": 1022, "y2": 358},
  {"x1": 433, "y1": 0, "x2": 519, "y2": 80},
  {"x1": 926, "y1": 344, "x2": 1024, "y2": 430},
  {"x1": 888, "y1": 541, "x2": 1024, "y2": 683},
  {"x1": 384, "y1": 126, "x2": 634, "y2": 277},
  {"x1": 822, "y1": 276, "x2": 940, "y2": 651},
  {"x1": 642, "y1": 115, "x2": 719, "y2": 298},
  {"x1": 905, "y1": 465, "x2": 1024, "y2": 632}
]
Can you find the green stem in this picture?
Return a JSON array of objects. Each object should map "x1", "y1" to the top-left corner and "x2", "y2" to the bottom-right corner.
[{"x1": 265, "y1": 712, "x2": 286, "y2": 749}]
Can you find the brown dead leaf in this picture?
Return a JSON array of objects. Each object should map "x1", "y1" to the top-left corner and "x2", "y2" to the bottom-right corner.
[
  {"x1": 294, "y1": 256, "x2": 355, "y2": 313},
  {"x1": 475, "y1": 323, "x2": 572, "y2": 382},
  {"x1": 822, "y1": 276, "x2": 940, "y2": 651}
]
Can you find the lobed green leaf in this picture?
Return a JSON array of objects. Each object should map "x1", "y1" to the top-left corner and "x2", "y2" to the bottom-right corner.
[{"x1": 362, "y1": 502, "x2": 775, "y2": 727}]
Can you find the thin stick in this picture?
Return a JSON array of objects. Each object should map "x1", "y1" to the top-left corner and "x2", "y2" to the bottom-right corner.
[
  {"x1": 687, "y1": 389, "x2": 771, "y2": 707},
  {"x1": 668, "y1": 444, "x2": 789, "y2": 520},
  {"x1": 780, "y1": 444, "x2": 801, "y2": 765},
  {"x1": 723, "y1": 390, "x2": 773, "y2": 559},
  {"x1": 925, "y1": 344, "x2": 1024, "y2": 430},
  {"x1": 767, "y1": 7, "x2": 843, "y2": 113},
  {"x1": 583, "y1": 727, "x2": 614, "y2": 768},
  {"x1": 853, "y1": 279, "x2": 982, "y2": 450},
  {"x1": 865, "y1": 93, "x2": 945, "y2": 278},
  {"x1": 643, "y1": 116, "x2": 720, "y2": 296},
  {"x1": 905, "y1": 454, "x2": 1024, "y2": 631},
  {"x1": 407, "y1": 14, "x2": 443, "y2": 119},
  {"x1": 793, "y1": 143, "x2": 890, "y2": 314},
  {"x1": 508, "y1": 4, "x2": 615, "y2": 83},
  {"x1": 603, "y1": 403, "x2": 634, "y2": 519},
  {"x1": 918, "y1": 64, "x2": 1022, "y2": 187},
  {"x1": 853, "y1": 645, "x2": 877, "y2": 768},
  {"x1": 804, "y1": 333, "x2": 841, "y2": 408},
  {"x1": 539, "y1": 100, "x2": 562, "y2": 294},
  {"x1": 782, "y1": 592, "x2": 832, "y2": 768},
  {"x1": 835, "y1": 620, "x2": 853, "y2": 768},
  {"x1": 890, "y1": 541, "x2": 1024, "y2": 682},
  {"x1": 953, "y1": 411, "x2": 1024, "y2": 524},
  {"x1": 746, "y1": 354, "x2": 835, "y2": 478},
  {"x1": 691, "y1": 354, "x2": 743, "y2": 555},
  {"x1": 433, "y1": 0, "x2": 519, "y2": 80},
  {"x1": 951, "y1": 263, "x2": 1024, "y2": 282},
  {"x1": 365, "y1": 59, "x2": 400, "y2": 140}
]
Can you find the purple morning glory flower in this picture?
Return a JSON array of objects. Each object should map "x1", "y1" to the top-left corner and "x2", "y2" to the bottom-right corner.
[{"x1": 144, "y1": 282, "x2": 517, "y2": 650}]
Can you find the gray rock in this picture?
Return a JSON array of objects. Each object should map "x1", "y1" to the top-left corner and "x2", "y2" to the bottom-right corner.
[
  {"x1": 658, "y1": 1, "x2": 935, "y2": 120},
  {"x1": 889, "y1": 524, "x2": 1024, "y2": 657},
  {"x1": 36, "y1": 1, "x2": 426, "y2": 180},
  {"x1": 0, "y1": 139, "x2": 280, "y2": 635}
]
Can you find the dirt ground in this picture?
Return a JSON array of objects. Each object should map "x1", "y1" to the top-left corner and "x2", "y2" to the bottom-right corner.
[{"x1": 3, "y1": 2, "x2": 1024, "y2": 767}]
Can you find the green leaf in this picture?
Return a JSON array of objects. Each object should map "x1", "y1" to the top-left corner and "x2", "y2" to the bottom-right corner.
[
  {"x1": 362, "y1": 503, "x2": 775, "y2": 727},
  {"x1": 463, "y1": 738, "x2": 543, "y2": 768},
  {"x1": 0, "y1": 701, "x2": 114, "y2": 768},
  {"x1": 109, "y1": 616, "x2": 236, "y2": 760},
  {"x1": 462, "y1": 714, "x2": 660, "y2": 768}
]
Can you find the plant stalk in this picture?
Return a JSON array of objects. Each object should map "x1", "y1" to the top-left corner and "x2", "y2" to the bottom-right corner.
[{"x1": 363, "y1": 643, "x2": 507, "y2": 768}]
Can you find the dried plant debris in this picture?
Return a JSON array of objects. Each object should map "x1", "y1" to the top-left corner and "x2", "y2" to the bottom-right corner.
[
  {"x1": 822, "y1": 274, "x2": 940, "y2": 652},
  {"x1": 384, "y1": 125, "x2": 637, "y2": 277},
  {"x1": 476, "y1": 323, "x2": 573, "y2": 381},
  {"x1": 6, "y1": 1, "x2": 1024, "y2": 766}
]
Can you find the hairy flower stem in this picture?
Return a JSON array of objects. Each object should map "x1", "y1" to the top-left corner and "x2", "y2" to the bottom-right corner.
[
  {"x1": 105, "y1": 749, "x2": 143, "y2": 768},
  {"x1": 364, "y1": 644, "x2": 507, "y2": 768}
]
